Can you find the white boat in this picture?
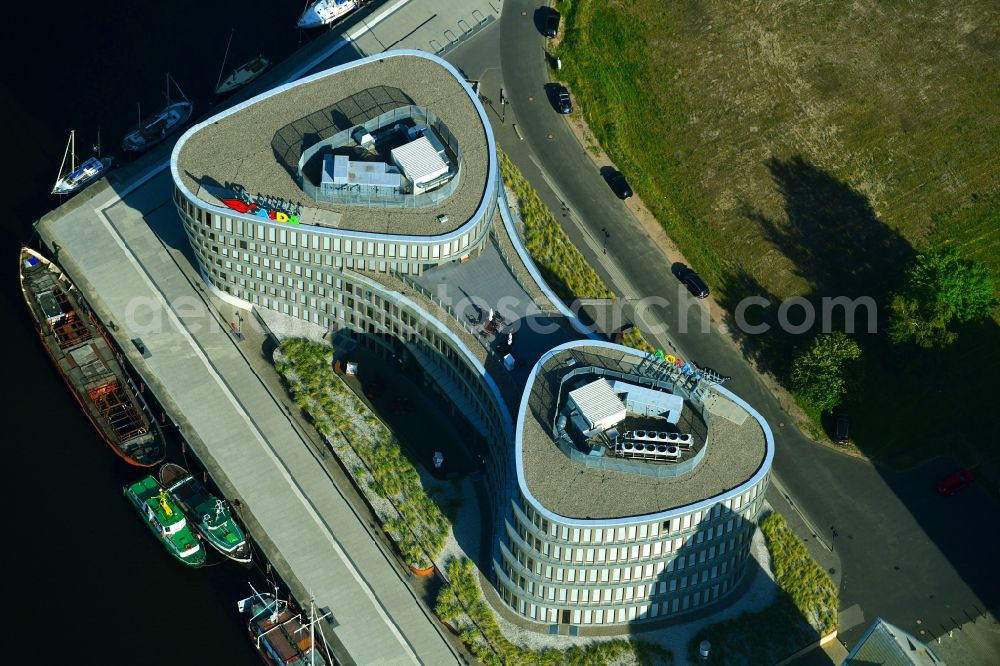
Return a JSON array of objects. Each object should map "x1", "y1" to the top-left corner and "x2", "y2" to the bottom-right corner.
[
  {"x1": 52, "y1": 130, "x2": 114, "y2": 196},
  {"x1": 122, "y1": 73, "x2": 193, "y2": 153},
  {"x1": 216, "y1": 54, "x2": 271, "y2": 95},
  {"x1": 297, "y1": 0, "x2": 358, "y2": 29}
]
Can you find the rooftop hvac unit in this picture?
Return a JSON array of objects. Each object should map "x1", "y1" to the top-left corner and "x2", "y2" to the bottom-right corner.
[
  {"x1": 624, "y1": 430, "x2": 694, "y2": 450},
  {"x1": 612, "y1": 439, "x2": 681, "y2": 462},
  {"x1": 351, "y1": 126, "x2": 375, "y2": 149}
]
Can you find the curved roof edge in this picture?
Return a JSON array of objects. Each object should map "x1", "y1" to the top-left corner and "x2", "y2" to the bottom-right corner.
[
  {"x1": 170, "y1": 49, "x2": 497, "y2": 244},
  {"x1": 515, "y1": 340, "x2": 775, "y2": 527}
]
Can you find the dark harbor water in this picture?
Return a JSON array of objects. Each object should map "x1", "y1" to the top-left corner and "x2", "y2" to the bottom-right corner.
[{"x1": 2, "y1": 2, "x2": 326, "y2": 663}]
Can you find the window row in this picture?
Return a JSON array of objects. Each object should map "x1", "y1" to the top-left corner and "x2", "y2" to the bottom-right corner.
[
  {"x1": 518, "y1": 485, "x2": 767, "y2": 547},
  {"x1": 499, "y1": 573, "x2": 741, "y2": 625},
  {"x1": 177, "y1": 190, "x2": 484, "y2": 263}
]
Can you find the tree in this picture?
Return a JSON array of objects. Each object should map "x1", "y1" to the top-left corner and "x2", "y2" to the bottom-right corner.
[
  {"x1": 790, "y1": 332, "x2": 862, "y2": 414},
  {"x1": 888, "y1": 247, "x2": 997, "y2": 348}
]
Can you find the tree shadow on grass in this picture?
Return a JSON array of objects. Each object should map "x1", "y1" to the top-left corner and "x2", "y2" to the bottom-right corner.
[
  {"x1": 727, "y1": 156, "x2": 1000, "y2": 635},
  {"x1": 748, "y1": 155, "x2": 914, "y2": 304},
  {"x1": 720, "y1": 156, "x2": 918, "y2": 383},
  {"x1": 715, "y1": 267, "x2": 797, "y2": 379}
]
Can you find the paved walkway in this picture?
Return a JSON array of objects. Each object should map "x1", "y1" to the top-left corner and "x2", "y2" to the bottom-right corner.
[
  {"x1": 38, "y1": 168, "x2": 460, "y2": 665},
  {"x1": 29, "y1": 2, "x2": 526, "y2": 662}
]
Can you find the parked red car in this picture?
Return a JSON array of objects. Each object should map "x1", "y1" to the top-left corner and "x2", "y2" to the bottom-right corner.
[{"x1": 936, "y1": 468, "x2": 975, "y2": 496}]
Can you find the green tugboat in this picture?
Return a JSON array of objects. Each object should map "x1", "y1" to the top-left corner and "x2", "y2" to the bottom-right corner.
[
  {"x1": 124, "y1": 475, "x2": 206, "y2": 567},
  {"x1": 160, "y1": 463, "x2": 252, "y2": 564}
]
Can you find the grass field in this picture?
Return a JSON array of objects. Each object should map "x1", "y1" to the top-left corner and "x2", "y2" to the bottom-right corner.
[{"x1": 557, "y1": 0, "x2": 1000, "y2": 470}]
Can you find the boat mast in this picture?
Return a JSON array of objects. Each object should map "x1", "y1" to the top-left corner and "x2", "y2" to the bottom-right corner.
[
  {"x1": 215, "y1": 28, "x2": 236, "y2": 93},
  {"x1": 55, "y1": 131, "x2": 76, "y2": 189},
  {"x1": 305, "y1": 595, "x2": 332, "y2": 665},
  {"x1": 168, "y1": 72, "x2": 190, "y2": 104}
]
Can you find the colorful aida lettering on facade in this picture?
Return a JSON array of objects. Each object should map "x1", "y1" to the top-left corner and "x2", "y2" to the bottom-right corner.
[{"x1": 219, "y1": 197, "x2": 299, "y2": 224}]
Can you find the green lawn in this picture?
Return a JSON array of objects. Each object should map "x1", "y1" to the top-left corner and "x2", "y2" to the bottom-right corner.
[{"x1": 557, "y1": 0, "x2": 1000, "y2": 470}]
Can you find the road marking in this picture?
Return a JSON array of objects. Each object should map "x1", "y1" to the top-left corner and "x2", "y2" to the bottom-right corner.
[
  {"x1": 525, "y1": 153, "x2": 637, "y2": 299},
  {"x1": 769, "y1": 475, "x2": 834, "y2": 552}
]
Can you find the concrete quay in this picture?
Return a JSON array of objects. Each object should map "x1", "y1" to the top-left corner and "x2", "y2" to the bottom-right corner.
[
  {"x1": 36, "y1": 170, "x2": 460, "y2": 666},
  {"x1": 29, "y1": 1, "x2": 509, "y2": 662}
]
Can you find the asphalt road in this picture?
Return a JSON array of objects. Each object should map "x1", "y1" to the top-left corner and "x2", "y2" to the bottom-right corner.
[{"x1": 446, "y1": 1, "x2": 1000, "y2": 652}]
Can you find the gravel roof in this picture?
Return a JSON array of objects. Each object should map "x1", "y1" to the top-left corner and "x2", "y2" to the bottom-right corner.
[
  {"x1": 176, "y1": 54, "x2": 489, "y2": 237},
  {"x1": 520, "y1": 346, "x2": 768, "y2": 520}
]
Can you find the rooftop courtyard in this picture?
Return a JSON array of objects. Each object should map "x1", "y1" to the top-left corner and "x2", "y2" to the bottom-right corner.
[
  {"x1": 175, "y1": 53, "x2": 491, "y2": 237},
  {"x1": 519, "y1": 344, "x2": 769, "y2": 520}
]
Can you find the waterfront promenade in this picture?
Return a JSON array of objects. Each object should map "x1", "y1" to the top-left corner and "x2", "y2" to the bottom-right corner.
[
  {"x1": 27, "y1": 2, "x2": 515, "y2": 663},
  {"x1": 37, "y1": 170, "x2": 459, "y2": 665}
]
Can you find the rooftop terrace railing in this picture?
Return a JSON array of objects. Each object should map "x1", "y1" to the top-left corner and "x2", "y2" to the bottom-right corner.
[
  {"x1": 535, "y1": 361, "x2": 710, "y2": 479},
  {"x1": 299, "y1": 105, "x2": 462, "y2": 208}
]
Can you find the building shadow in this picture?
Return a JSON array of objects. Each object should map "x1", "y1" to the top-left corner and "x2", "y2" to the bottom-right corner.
[{"x1": 732, "y1": 156, "x2": 1000, "y2": 641}]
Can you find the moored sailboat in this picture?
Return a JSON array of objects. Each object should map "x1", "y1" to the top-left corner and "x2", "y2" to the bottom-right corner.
[
  {"x1": 124, "y1": 475, "x2": 206, "y2": 567},
  {"x1": 52, "y1": 130, "x2": 114, "y2": 195},
  {"x1": 160, "y1": 462, "x2": 252, "y2": 564},
  {"x1": 122, "y1": 73, "x2": 193, "y2": 153},
  {"x1": 19, "y1": 246, "x2": 166, "y2": 466},
  {"x1": 216, "y1": 54, "x2": 270, "y2": 95},
  {"x1": 297, "y1": 0, "x2": 358, "y2": 29}
]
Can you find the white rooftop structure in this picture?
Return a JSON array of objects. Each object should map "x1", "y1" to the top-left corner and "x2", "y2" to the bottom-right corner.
[
  {"x1": 567, "y1": 378, "x2": 626, "y2": 433},
  {"x1": 610, "y1": 380, "x2": 684, "y2": 424},
  {"x1": 322, "y1": 154, "x2": 402, "y2": 191},
  {"x1": 391, "y1": 135, "x2": 449, "y2": 192}
]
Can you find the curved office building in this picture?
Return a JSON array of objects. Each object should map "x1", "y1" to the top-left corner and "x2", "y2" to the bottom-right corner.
[
  {"x1": 170, "y1": 50, "x2": 774, "y2": 633},
  {"x1": 503, "y1": 340, "x2": 774, "y2": 627}
]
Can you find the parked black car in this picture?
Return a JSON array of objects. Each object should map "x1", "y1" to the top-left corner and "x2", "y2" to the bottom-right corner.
[
  {"x1": 675, "y1": 267, "x2": 710, "y2": 298},
  {"x1": 834, "y1": 412, "x2": 851, "y2": 445},
  {"x1": 608, "y1": 171, "x2": 633, "y2": 199},
  {"x1": 543, "y1": 12, "x2": 560, "y2": 37},
  {"x1": 556, "y1": 87, "x2": 572, "y2": 114}
]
